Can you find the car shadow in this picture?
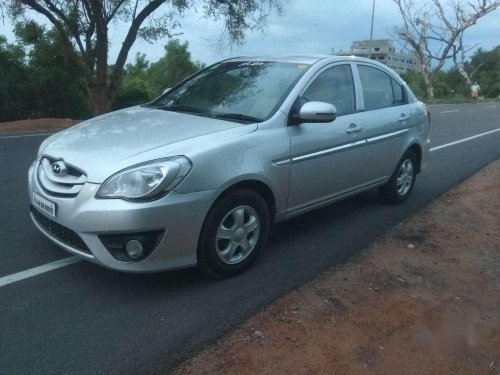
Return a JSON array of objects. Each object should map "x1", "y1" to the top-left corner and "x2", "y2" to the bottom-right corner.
[
  {"x1": 271, "y1": 189, "x2": 381, "y2": 246},
  {"x1": 67, "y1": 188, "x2": 384, "y2": 295}
]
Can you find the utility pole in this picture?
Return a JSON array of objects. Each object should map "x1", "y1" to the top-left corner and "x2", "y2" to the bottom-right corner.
[{"x1": 370, "y1": 0, "x2": 376, "y2": 40}]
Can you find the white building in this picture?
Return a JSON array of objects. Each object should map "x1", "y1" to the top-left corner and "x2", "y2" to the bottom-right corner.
[{"x1": 333, "y1": 39, "x2": 419, "y2": 74}]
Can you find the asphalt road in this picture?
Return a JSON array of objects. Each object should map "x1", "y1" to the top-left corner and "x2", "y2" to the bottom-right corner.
[{"x1": 0, "y1": 103, "x2": 499, "y2": 375}]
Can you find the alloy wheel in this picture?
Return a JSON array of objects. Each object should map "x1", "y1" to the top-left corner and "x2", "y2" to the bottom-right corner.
[
  {"x1": 397, "y1": 159, "x2": 414, "y2": 196},
  {"x1": 215, "y1": 205, "x2": 261, "y2": 265}
]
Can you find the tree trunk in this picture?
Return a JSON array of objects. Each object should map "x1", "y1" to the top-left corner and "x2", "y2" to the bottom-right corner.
[
  {"x1": 422, "y1": 71, "x2": 434, "y2": 101},
  {"x1": 456, "y1": 63, "x2": 473, "y2": 90},
  {"x1": 87, "y1": 83, "x2": 113, "y2": 115}
]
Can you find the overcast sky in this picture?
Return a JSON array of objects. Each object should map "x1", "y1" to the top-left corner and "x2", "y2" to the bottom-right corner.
[{"x1": 1, "y1": 0, "x2": 499, "y2": 66}]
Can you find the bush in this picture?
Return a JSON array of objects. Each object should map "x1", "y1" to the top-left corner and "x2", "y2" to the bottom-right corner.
[{"x1": 113, "y1": 77, "x2": 156, "y2": 110}]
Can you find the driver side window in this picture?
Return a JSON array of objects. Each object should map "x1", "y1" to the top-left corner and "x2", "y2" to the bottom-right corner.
[{"x1": 302, "y1": 65, "x2": 356, "y2": 116}]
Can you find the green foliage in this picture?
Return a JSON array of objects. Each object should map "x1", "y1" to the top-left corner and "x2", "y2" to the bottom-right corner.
[
  {"x1": 400, "y1": 72, "x2": 426, "y2": 99},
  {"x1": 1, "y1": 18, "x2": 498, "y2": 121},
  {"x1": 1, "y1": 0, "x2": 283, "y2": 114},
  {"x1": 468, "y1": 46, "x2": 500, "y2": 98},
  {"x1": 147, "y1": 40, "x2": 205, "y2": 94},
  {"x1": 403, "y1": 46, "x2": 500, "y2": 101},
  {"x1": 0, "y1": 35, "x2": 28, "y2": 121},
  {"x1": 0, "y1": 22, "x2": 90, "y2": 122},
  {"x1": 113, "y1": 40, "x2": 204, "y2": 110},
  {"x1": 402, "y1": 71, "x2": 459, "y2": 100},
  {"x1": 113, "y1": 77, "x2": 156, "y2": 110},
  {"x1": 14, "y1": 22, "x2": 91, "y2": 120},
  {"x1": 1, "y1": 24, "x2": 203, "y2": 121},
  {"x1": 432, "y1": 72, "x2": 453, "y2": 98},
  {"x1": 440, "y1": 68, "x2": 468, "y2": 97}
]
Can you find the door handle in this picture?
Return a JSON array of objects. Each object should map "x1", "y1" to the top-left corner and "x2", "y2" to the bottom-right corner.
[
  {"x1": 346, "y1": 124, "x2": 363, "y2": 134},
  {"x1": 399, "y1": 114, "x2": 410, "y2": 122}
]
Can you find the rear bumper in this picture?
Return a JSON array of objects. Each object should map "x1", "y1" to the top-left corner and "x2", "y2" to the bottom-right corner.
[
  {"x1": 28, "y1": 161, "x2": 217, "y2": 272},
  {"x1": 420, "y1": 138, "x2": 431, "y2": 172}
]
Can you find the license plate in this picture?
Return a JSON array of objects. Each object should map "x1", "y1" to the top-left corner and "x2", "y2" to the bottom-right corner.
[{"x1": 33, "y1": 192, "x2": 56, "y2": 218}]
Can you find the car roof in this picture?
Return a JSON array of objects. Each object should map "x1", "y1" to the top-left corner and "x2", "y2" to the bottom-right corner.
[{"x1": 224, "y1": 54, "x2": 376, "y2": 65}]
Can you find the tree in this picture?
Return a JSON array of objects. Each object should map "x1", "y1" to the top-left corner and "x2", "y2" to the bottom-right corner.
[
  {"x1": 113, "y1": 52, "x2": 154, "y2": 109},
  {"x1": 147, "y1": 39, "x2": 204, "y2": 93},
  {"x1": 113, "y1": 75, "x2": 156, "y2": 109},
  {"x1": 468, "y1": 46, "x2": 500, "y2": 97},
  {"x1": 14, "y1": 21, "x2": 91, "y2": 119},
  {"x1": 113, "y1": 39, "x2": 203, "y2": 109},
  {"x1": 450, "y1": 33, "x2": 482, "y2": 90},
  {"x1": 1, "y1": 0, "x2": 283, "y2": 114},
  {"x1": 393, "y1": 0, "x2": 500, "y2": 100},
  {"x1": 0, "y1": 35, "x2": 28, "y2": 121}
]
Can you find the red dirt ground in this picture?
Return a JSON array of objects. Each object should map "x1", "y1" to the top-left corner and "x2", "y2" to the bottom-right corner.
[
  {"x1": 175, "y1": 160, "x2": 500, "y2": 375},
  {"x1": 0, "y1": 118, "x2": 79, "y2": 134}
]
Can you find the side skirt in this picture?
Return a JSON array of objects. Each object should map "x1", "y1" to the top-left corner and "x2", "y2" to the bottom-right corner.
[{"x1": 283, "y1": 177, "x2": 389, "y2": 220}]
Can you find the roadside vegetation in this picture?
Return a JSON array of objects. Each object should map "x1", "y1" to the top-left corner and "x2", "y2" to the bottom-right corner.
[
  {"x1": 393, "y1": 0, "x2": 500, "y2": 101},
  {"x1": 0, "y1": 0, "x2": 283, "y2": 118},
  {"x1": 0, "y1": 0, "x2": 499, "y2": 124},
  {"x1": 1, "y1": 23, "x2": 499, "y2": 125},
  {"x1": 0, "y1": 26, "x2": 203, "y2": 122},
  {"x1": 401, "y1": 46, "x2": 500, "y2": 103}
]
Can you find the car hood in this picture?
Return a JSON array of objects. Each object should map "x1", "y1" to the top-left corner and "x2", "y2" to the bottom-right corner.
[{"x1": 40, "y1": 106, "x2": 255, "y2": 183}]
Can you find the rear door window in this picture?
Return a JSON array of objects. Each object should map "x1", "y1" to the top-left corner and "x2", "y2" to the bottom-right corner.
[{"x1": 358, "y1": 65, "x2": 403, "y2": 110}]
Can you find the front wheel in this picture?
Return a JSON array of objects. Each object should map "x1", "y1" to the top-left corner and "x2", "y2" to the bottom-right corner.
[
  {"x1": 379, "y1": 150, "x2": 417, "y2": 204},
  {"x1": 197, "y1": 189, "x2": 270, "y2": 279}
]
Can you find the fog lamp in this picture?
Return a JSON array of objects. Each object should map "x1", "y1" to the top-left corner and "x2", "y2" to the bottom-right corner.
[
  {"x1": 99, "y1": 230, "x2": 164, "y2": 262},
  {"x1": 125, "y1": 239, "x2": 144, "y2": 260}
]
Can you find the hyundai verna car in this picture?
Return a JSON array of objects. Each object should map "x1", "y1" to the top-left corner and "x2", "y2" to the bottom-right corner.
[{"x1": 28, "y1": 55, "x2": 430, "y2": 278}]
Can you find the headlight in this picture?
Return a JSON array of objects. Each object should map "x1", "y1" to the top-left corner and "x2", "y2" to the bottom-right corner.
[{"x1": 97, "y1": 157, "x2": 192, "y2": 201}]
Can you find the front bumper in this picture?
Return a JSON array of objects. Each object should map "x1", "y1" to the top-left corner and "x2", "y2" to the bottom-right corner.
[{"x1": 28, "y1": 161, "x2": 216, "y2": 272}]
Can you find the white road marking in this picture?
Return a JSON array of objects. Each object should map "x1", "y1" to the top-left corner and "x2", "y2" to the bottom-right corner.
[
  {"x1": 439, "y1": 109, "x2": 460, "y2": 114},
  {"x1": 430, "y1": 127, "x2": 500, "y2": 152},
  {"x1": 0, "y1": 132, "x2": 54, "y2": 140},
  {"x1": 1, "y1": 127, "x2": 500, "y2": 287},
  {"x1": 0, "y1": 256, "x2": 81, "y2": 288},
  {"x1": 484, "y1": 105, "x2": 497, "y2": 108}
]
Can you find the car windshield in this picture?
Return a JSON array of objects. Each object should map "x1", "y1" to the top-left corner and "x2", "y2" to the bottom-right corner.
[{"x1": 147, "y1": 61, "x2": 310, "y2": 123}]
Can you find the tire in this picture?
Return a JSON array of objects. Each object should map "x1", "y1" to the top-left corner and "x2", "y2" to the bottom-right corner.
[
  {"x1": 197, "y1": 189, "x2": 270, "y2": 279},
  {"x1": 379, "y1": 150, "x2": 418, "y2": 205}
]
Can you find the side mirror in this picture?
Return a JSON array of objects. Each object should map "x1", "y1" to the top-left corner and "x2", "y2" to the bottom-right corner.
[
  {"x1": 162, "y1": 87, "x2": 171, "y2": 95},
  {"x1": 299, "y1": 101, "x2": 337, "y2": 123}
]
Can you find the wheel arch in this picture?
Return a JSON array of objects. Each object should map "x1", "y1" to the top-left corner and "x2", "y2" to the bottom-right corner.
[
  {"x1": 407, "y1": 143, "x2": 423, "y2": 173},
  {"x1": 196, "y1": 178, "x2": 277, "y2": 274},
  {"x1": 213, "y1": 179, "x2": 277, "y2": 224}
]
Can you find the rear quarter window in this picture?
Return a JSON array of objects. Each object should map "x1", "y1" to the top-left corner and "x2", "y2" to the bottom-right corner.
[{"x1": 391, "y1": 77, "x2": 407, "y2": 105}]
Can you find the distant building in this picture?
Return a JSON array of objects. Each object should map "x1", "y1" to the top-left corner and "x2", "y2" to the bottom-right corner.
[{"x1": 332, "y1": 39, "x2": 418, "y2": 74}]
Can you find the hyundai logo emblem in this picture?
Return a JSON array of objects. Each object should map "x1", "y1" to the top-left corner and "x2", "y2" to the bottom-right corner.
[{"x1": 52, "y1": 161, "x2": 65, "y2": 175}]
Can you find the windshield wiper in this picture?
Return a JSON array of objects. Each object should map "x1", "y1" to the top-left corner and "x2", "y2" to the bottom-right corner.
[
  {"x1": 212, "y1": 113, "x2": 261, "y2": 123},
  {"x1": 160, "y1": 105, "x2": 205, "y2": 114}
]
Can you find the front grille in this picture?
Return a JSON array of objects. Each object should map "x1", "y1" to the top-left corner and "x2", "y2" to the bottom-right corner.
[
  {"x1": 37, "y1": 157, "x2": 87, "y2": 197},
  {"x1": 31, "y1": 206, "x2": 91, "y2": 254}
]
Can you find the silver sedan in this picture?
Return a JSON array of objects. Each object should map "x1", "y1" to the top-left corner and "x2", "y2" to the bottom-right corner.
[{"x1": 28, "y1": 55, "x2": 430, "y2": 278}]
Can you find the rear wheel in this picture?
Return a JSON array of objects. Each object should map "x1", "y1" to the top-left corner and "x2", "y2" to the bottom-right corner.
[
  {"x1": 379, "y1": 150, "x2": 417, "y2": 204},
  {"x1": 197, "y1": 189, "x2": 270, "y2": 278}
]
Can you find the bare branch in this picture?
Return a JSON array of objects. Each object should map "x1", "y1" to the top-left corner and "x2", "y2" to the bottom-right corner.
[
  {"x1": 392, "y1": 0, "x2": 500, "y2": 99},
  {"x1": 106, "y1": 0, "x2": 127, "y2": 23},
  {"x1": 18, "y1": 0, "x2": 91, "y2": 77},
  {"x1": 109, "y1": 0, "x2": 169, "y2": 93}
]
